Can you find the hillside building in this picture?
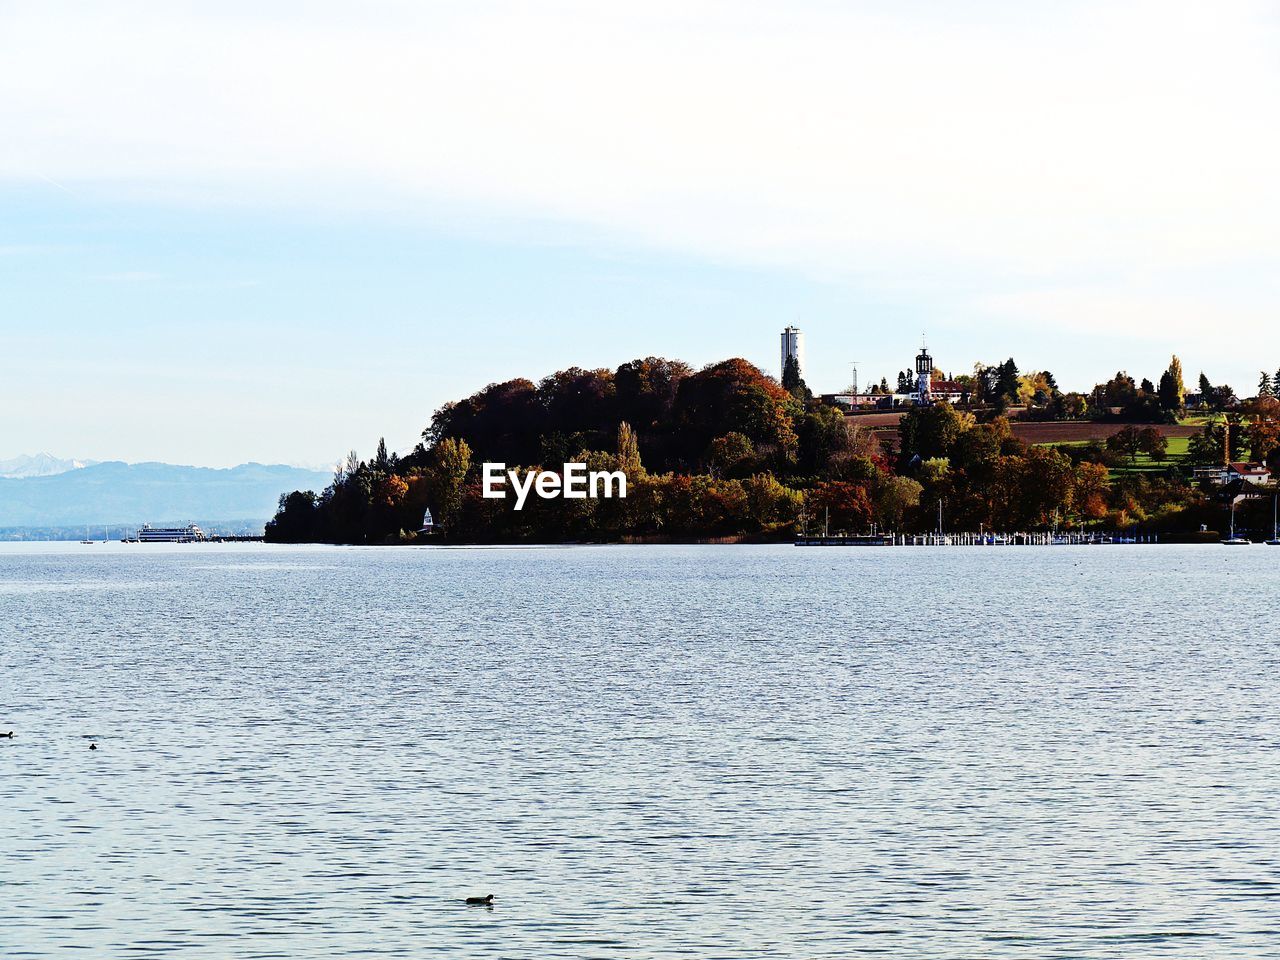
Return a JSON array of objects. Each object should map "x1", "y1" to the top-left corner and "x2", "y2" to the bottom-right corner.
[
  {"x1": 1225, "y1": 462, "x2": 1271, "y2": 485},
  {"x1": 913, "y1": 344, "x2": 933, "y2": 404}
]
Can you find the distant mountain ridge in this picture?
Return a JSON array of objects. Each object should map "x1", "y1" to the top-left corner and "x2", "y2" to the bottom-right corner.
[
  {"x1": 0, "y1": 460, "x2": 334, "y2": 528},
  {"x1": 0, "y1": 452, "x2": 98, "y2": 478}
]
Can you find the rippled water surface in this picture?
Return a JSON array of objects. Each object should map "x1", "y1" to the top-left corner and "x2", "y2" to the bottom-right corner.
[{"x1": 3, "y1": 542, "x2": 1279, "y2": 957}]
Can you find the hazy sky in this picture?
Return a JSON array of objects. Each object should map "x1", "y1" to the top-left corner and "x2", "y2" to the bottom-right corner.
[{"x1": 3, "y1": 0, "x2": 1278, "y2": 467}]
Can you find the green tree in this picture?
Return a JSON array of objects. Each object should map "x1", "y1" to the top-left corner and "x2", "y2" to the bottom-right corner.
[
  {"x1": 1010, "y1": 447, "x2": 1075, "y2": 527},
  {"x1": 796, "y1": 404, "x2": 852, "y2": 476},
  {"x1": 1213, "y1": 384, "x2": 1238, "y2": 410},
  {"x1": 899, "y1": 402, "x2": 971, "y2": 465},
  {"x1": 1157, "y1": 355, "x2": 1186, "y2": 411},
  {"x1": 708, "y1": 432, "x2": 756, "y2": 477},
  {"x1": 995, "y1": 359, "x2": 1021, "y2": 404},
  {"x1": 781, "y1": 354, "x2": 802, "y2": 392},
  {"x1": 264, "y1": 490, "x2": 319, "y2": 543},
  {"x1": 1138, "y1": 427, "x2": 1167, "y2": 462},
  {"x1": 1047, "y1": 392, "x2": 1089, "y2": 420},
  {"x1": 742, "y1": 473, "x2": 803, "y2": 528},
  {"x1": 1098, "y1": 372, "x2": 1137, "y2": 409},
  {"x1": 874, "y1": 475, "x2": 923, "y2": 529},
  {"x1": 428, "y1": 437, "x2": 472, "y2": 533},
  {"x1": 1106, "y1": 426, "x2": 1144, "y2": 464},
  {"x1": 1187, "y1": 423, "x2": 1224, "y2": 465}
]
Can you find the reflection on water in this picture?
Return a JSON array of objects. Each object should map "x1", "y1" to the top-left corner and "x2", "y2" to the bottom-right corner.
[{"x1": 2, "y1": 542, "x2": 1279, "y2": 958}]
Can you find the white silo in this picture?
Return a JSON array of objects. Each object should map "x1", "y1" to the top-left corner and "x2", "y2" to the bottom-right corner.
[{"x1": 781, "y1": 326, "x2": 804, "y2": 379}]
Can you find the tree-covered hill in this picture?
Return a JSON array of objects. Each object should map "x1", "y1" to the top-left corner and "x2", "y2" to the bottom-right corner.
[{"x1": 266, "y1": 355, "x2": 1278, "y2": 544}]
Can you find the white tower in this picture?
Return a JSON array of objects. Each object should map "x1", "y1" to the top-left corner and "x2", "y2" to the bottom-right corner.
[
  {"x1": 781, "y1": 326, "x2": 804, "y2": 379},
  {"x1": 915, "y1": 343, "x2": 934, "y2": 405}
]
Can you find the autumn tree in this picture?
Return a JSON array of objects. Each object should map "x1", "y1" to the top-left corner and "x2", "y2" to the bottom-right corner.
[
  {"x1": 1073, "y1": 462, "x2": 1110, "y2": 526},
  {"x1": 808, "y1": 481, "x2": 873, "y2": 533},
  {"x1": 616, "y1": 421, "x2": 644, "y2": 477},
  {"x1": 1246, "y1": 397, "x2": 1280, "y2": 462}
]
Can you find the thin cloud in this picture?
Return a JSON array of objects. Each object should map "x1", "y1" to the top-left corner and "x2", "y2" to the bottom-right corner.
[
  {"x1": 86, "y1": 271, "x2": 163, "y2": 282},
  {"x1": 1, "y1": 0, "x2": 1277, "y2": 346}
]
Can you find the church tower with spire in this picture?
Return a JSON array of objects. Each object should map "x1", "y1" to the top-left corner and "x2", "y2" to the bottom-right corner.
[{"x1": 914, "y1": 340, "x2": 934, "y2": 405}]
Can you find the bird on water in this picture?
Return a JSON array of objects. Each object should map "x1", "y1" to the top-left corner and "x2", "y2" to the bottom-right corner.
[
  {"x1": 465, "y1": 894, "x2": 494, "y2": 906},
  {"x1": 1, "y1": 731, "x2": 13, "y2": 739},
  {"x1": 89, "y1": 743, "x2": 97, "y2": 751}
]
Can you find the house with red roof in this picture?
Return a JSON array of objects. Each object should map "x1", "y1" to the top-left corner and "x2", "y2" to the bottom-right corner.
[{"x1": 1224, "y1": 462, "x2": 1271, "y2": 485}]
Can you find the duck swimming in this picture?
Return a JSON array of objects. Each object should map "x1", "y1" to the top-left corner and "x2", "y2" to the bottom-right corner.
[
  {"x1": 89, "y1": 743, "x2": 97, "y2": 751},
  {"x1": 465, "y1": 894, "x2": 494, "y2": 906},
  {"x1": 0, "y1": 731, "x2": 12, "y2": 739}
]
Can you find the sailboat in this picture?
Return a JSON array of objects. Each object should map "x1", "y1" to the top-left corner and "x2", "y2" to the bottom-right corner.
[
  {"x1": 1267, "y1": 496, "x2": 1280, "y2": 546},
  {"x1": 1221, "y1": 498, "x2": 1250, "y2": 545}
]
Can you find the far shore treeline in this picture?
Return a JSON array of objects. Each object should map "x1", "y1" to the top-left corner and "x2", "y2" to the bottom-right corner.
[{"x1": 265, "y1": 356, "x2": 1280, "y2": 544}]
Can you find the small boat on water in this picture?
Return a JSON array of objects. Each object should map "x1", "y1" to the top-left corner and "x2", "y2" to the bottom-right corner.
[{"x1": 1222, "y1": 499, "x2": 1250, "y2": 545}]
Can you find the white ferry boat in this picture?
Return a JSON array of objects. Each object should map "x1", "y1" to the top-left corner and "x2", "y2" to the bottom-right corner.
[{"x1": 136, "y1": 523, "x2": 207, "y2": 543}]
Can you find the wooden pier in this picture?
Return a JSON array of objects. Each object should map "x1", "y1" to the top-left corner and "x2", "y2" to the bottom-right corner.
[{"x1": 795, "y1": 532, "x2": 1159, "y2": 547}]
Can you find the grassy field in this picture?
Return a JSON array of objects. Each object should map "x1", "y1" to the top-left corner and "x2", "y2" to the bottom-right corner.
[
  {"x1": 1029, "y1": 424, "x2": 1198, "y2": 477},
  {"x1": 1107, "y1": 435, "x2": 1191, "y2": 475},
  {"x1": 858, "y1": 412, "x2": 1213, "y2": 477},
  {"x1": 1180, "y1": 412, "x2": 1221, "y2": 427}
]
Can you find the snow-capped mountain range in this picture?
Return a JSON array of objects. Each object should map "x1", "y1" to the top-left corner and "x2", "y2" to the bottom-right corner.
[{"x1": 0, "y1": 453, "x2": 98, "y2": 478}]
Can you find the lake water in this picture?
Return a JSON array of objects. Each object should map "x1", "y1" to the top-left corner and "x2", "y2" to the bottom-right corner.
[{"x1": 2, "y1": 542, "x2": 1279, "y2": 958}]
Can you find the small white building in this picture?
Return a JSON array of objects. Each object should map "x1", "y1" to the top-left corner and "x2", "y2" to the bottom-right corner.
[
  {"x1": 821, "y1": 392, "x2": 886, "y2": 409},
  {"x1": 911, "y1": 379, "x2": 967, "y2": 405}
]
